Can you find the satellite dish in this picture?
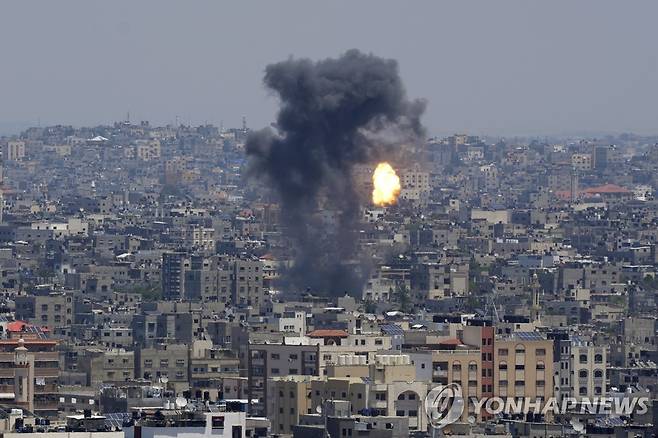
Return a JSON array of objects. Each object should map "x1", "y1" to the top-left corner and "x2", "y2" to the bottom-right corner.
[
  {"x1": 160, "y1": 376, "x2": 169, "y2": 384},
  {"x1": 316, "y1": 405, "x2": 322, "y2": 414},
  {"x1": 570, "y1": 419, "x2": 585, "y2": 433},
  {"x1": 175, "y1": 397, "x2": 188, "y2": 408}
]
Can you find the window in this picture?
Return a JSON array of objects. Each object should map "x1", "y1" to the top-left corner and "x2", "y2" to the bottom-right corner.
[
  {"x1": 579, "y1": 370, "x2": 588, "y2": 378},
  {"x1": 594, "y1": 354, "x2": 603, "y2": 364},
  {"x1": 594, "y1": 369, "x2": 603, "y2": 378},
  {"x1": 535, "y1": 348, "x2": 546, "y2": 356},
  {"x1": 498, "y1": 348, "x2": 508, "y2": 356},
  {"x1": 579, "y1": 354, "x2": 588, "y2": 364}
]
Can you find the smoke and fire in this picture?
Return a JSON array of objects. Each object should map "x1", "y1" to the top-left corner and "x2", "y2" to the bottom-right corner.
[
  {"x1": 372, "y1": 162, "x2": 401, "y2": 206},
  {"x1": 246, "y1": 50, "x2": 425, "y2": 296}
]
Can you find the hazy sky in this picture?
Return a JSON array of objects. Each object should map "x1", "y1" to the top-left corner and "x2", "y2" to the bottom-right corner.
[{"x1": 1, "y1": 1, "x2": 657, "y2": 136}]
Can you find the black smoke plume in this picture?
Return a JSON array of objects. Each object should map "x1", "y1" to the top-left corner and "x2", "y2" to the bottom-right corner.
[{"x1": 246, "y1": 49, "x2": 425, "y2": 296}]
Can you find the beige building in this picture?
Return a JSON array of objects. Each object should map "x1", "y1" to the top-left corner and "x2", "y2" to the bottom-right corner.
[
  {"x1": 189, "y1": 340, "x2": 240, "y2": 399},
  {"x1": 430, "y1": 348, "x2": 483, "y2": 424},
  {"x1": 267, "y1": 376, "x2": 320, "y2": 435},
  {"x1": 571, "y1": 153, "x2": 593, "y2": 170},
  {"x1": 268, "y1": 354, "x2": 429, "y2": 435},
  {"x1": 183, "y1": 223, "x2": 215, "y2": 251},
  {"x1": 136, "y1": 343, "x2": 190, "y2": 392},
  {"x1": 570, "y1": 339, "x2": 606, "y2": 400},
  {"x1": 78, "y1": 348, "x2": 135, "y2": 386},
  {"x1": 479, "y1": 164, "x2": 499, "y2": 190},
  {"x1": 248, "y1": 343, "x2": 320, "y2": 416},
  {"x1": 494, "y1": 334, "x2": 554, "y2": 411},
  {"x1": 135, "y1": 139, "x2": 161, "y2": 161},
  {"x1": 315, "y1": 333, "x2": 393, "y2": 375},
  {"x1": 3, "y1": 140, "x2": 25, "y2": 161},
  {"x1": 0, "y1": 339, "x2": 60, "y2": 418},
  {"x1": 14, "y1": 293, "x2": 74, "y2": 335},
  {"x1": 400, "y1": 166, "x2": 430, "y2": 201},
  {"x1": 413, "y1": 263, "x2": 469, "y2": 300}
]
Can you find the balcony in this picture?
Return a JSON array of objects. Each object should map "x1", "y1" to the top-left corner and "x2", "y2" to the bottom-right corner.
[{"x1": 432, "y1": 369, "x2": 448, "y2": 378}]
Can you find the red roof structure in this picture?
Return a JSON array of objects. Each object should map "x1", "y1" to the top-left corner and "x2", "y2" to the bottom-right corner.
[
  {"x1": 308, "y1": 329, "x2": 349, "y2": 338},
  {"x1": 6, "y1": 320, "x2": 49, "y2": 333}
]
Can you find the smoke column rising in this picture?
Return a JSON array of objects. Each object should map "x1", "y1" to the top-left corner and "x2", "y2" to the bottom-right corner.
[{"x1": 246, "y1": 49, "x2": 425, "y2": 296}]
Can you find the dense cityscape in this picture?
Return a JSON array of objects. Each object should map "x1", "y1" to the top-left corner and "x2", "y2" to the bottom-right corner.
[
  {"x1": 2, "y1": 1, "x2": 658, "y2": 436},
  {"x1": 0, "y1": 116, "x2": 656, "y2": 437}
]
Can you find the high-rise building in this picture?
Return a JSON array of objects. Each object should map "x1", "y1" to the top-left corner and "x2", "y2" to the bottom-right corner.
[{"x1": 162, "y1": 252, "x2": 186, "y2": 300}]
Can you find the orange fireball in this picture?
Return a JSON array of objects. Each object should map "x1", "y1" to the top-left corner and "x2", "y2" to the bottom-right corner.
[{"x1": 372, "y1": 162, "x2": 401, "y2": 206}]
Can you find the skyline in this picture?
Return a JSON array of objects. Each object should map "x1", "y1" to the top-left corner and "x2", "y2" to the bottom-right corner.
[{"x1": 1, "y1": 1, "x2": 658, "y2": 137}]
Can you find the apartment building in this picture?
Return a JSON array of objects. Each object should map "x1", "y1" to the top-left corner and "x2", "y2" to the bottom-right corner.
[
  {"x1": 78, "y1": 348, "x2": 135, "y2": 386},
  {"x1": 0, "y1": 339, "x2": 60, "y2": 418},
  {"x1": 135, "y1": 139, "x2": 161, "y2": 161},
  {"x1": 269, "y1": 354, "x2": 429, "y2": 435},
  {"x1": 570, "y1": 338, "x2": 606, "y2": 401},
  {"x1": 247, "y1": 343, "x2": 320, "y2": 416},
  {"x1": 3, "y1": 140, "x2": 25, "y2": 161},
  {"x1": 136, "y1": 343, "x2": 190, "y2": 393},
  {"x1": 412, "y1": 262, "x2": 469, "y2": 300},
  {"x1": 493, "y1": 332, "x2": 554, "y2": 417},
  {"x1": 14, "y1": 293, "x2": 74, "y2": 335},
  {"x1": 189, "y1": 340, "x2": 240, "y2": 400}
]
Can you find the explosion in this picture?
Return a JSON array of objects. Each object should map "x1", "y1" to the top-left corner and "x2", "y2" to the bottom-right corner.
[
  {"x1": 372, "y1": 162, "x2": 401, "y2": 206},
  {"x1": 246, "y1": 50, "x2": 424, "y2": 295}
]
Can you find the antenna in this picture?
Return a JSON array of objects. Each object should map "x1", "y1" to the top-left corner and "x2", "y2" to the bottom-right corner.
[{"x1": 242, "y1": 116, "x2": 247, "y2": 132}]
